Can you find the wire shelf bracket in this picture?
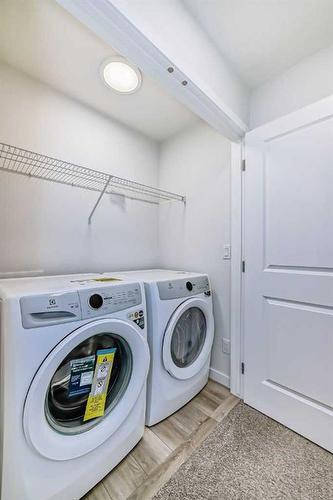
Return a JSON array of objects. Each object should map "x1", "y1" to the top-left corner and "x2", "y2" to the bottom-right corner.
[
  {"x1": 0, "y1": 142, "x2": 186, "y2": 223},
  {"x1": 88, "y1": 174, "x2": 112, "y2": 224}
]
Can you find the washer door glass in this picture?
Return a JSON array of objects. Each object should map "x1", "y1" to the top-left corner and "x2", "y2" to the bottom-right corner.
[
  {"x1": 46, "y1": 333, "x2": 132, "y2": 434},
  {"x1": 170, "y1": 307, "x2": 207, "y2": 368}
]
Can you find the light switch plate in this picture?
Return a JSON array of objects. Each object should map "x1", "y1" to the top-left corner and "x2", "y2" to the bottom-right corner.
[
  {"x1": 222, "y1": 337, "x2": 230, "y2": 354},
  {"x1": 223, "y1": 244, "x2": 231, "y2": 260}
]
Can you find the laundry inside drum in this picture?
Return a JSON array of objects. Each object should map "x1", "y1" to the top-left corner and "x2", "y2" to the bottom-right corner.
[{"x1": 45, "y1": 333, "x2": 132, "y2": 434}]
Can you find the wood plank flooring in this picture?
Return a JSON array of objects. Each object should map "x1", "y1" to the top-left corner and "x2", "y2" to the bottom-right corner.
[{"x1": 83, "y1": 380, "x2": 239, "y2": 500}]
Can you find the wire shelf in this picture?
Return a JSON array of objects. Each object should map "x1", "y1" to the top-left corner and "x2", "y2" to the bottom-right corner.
[{"x1": 0, "y1": 142, "x2": 185, "y2": 222}]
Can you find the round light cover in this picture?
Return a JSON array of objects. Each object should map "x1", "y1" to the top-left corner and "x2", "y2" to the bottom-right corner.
[{"x1": 101, "y1": 57, "x2": 142, "y2": 94}]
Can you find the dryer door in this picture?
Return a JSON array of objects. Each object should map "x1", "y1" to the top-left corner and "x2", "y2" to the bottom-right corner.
[
  {"x1": 24, "y1": 318, "x2": 149, "y2": 460},
  {"x1": 162, "y1": 298, "x2": 214, "y2": 380}
]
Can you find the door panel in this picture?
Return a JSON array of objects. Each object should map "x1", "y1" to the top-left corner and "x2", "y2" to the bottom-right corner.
[
  {"x1": 264, "y1": 121, "x2": 333, "y2": 268},
  {"x1": 244, "y1": 96, "x2": 333, "y2": 452},
  {"x1": 264, "y1": 297, "x2": 333, "y2": 407}
]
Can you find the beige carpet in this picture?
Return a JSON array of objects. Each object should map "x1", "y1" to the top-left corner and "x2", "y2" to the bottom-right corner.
[{"x1": 154, "y1": 403, "x2": 333, "y2": 500}]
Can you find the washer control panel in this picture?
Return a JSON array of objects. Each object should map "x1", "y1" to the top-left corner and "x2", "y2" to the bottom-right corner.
[
  {"x1": 20, "y1": 292, "x2": 82, "y2": 329},
  {"x1": 157, "y1": 276, "x2": 210, "y2": 300},
  {"x1": 79, "y1": 282, "x2": 142, "y2": 319},
  {"x1": 127, "y1": 309, "x2": 145, "y2": 330}
]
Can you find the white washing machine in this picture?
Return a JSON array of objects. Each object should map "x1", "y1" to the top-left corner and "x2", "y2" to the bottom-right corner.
[
  {"x1": 0, "y1": 274, "x2": 150, "y2": 500},
  {"x1": 103, "y1": 270, "x2": 214, "y2": 426}
]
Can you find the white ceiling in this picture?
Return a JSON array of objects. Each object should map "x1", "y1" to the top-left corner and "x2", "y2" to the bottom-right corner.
[
  {"x1": 2, "y1": 0, "x2": 333, "y2": 133},
  {"x1": 183, "y1": 0, "x2": 333, "y2": 88},
  {"x1": 0, "y1": 0, "x2": 198, "y2": 142}
]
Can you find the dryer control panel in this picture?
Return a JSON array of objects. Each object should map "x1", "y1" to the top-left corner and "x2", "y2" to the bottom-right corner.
[
  {"x1": 79, "y1": 282, "x2": 142, "y2": 319},
  {"x1": 157, "y1": 276, "x2": 210, "y2": 300}
]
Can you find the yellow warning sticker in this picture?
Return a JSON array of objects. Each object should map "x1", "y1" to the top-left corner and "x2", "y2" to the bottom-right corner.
[{"x1": 83, "y1": 348, "x2": 116, "y2": 422}]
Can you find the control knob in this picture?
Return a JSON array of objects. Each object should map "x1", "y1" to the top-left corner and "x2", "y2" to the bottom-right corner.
[{"x1": 89, "y1": 294, "x2": 103, "y2": 309}]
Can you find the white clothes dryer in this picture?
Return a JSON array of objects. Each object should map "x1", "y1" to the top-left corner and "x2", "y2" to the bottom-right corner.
[
  {"x1": 103, "y1": 270, "x2": 214, "y2": 426},
  {"x1": 0, "y1": 274, "x2": 150, "y2": 500}
]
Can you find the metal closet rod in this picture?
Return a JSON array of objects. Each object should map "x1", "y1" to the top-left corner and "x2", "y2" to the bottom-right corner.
[{"x1": 0, "y1": 142, "x2": 186, "y2": 223}]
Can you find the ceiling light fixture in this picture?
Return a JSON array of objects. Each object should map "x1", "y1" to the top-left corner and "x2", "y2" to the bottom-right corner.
[{"x1": 101, "y1": 56, "x2": 142, "y2": 94}]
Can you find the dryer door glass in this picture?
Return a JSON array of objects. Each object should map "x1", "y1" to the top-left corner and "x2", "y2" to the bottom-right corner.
[
  {"x1": 170, "y1": 307, "x2": 206, "y2": 368},
  {"x1": 45, "y1": 333, "x2": 132, "y2": 434}
]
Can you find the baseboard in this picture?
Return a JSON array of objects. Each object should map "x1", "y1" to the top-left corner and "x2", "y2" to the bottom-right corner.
[{"x1": 209, "y1": 368, "x2": 230, "y2": 388}]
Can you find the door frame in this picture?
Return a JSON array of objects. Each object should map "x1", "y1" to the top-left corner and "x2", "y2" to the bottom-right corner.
[
  {"x1": 230, "y1": 141, "x2": 244, "y2": 397},
  {"x1": 55, "y1": 0, "x2": 246, "y2": 396}
]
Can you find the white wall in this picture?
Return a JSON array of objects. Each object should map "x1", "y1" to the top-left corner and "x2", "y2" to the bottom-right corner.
[
  {"x1": 250, "y1": 43, "x2": 333, "y2": 128},
  {"x1": 0, "y1": 63, "x2": 160, "y2": 275},
  {"x1": 158, "y1": 122, "x2": 231, "y2": 386},
  {"x1": 0, "y1": 63, "x2": 232, "y2": 385}
]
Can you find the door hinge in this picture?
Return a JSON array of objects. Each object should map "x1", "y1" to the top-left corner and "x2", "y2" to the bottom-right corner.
[
  {"x1": 241, "y1": 362, "x2": 245, "y2": 374},
  {"x1": 242, "y1": 260, "x2": 245, "y2": 272},
  {"x1": 241, "y1": 159, "x2": 246, "y2": 171}
]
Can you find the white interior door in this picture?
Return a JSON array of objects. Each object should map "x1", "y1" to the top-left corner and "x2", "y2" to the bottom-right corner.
[{"x1": 244, "y1": 96, "x2": 333, "y2": 452}]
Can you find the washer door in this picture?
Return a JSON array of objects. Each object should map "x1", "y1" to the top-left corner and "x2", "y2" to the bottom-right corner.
[
  {"x1": 24, "y1": 319, "x2": 149, "y2": 460},
  {"x1": 162, "y1": 298, "x2": 214, "y2": 380}
]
